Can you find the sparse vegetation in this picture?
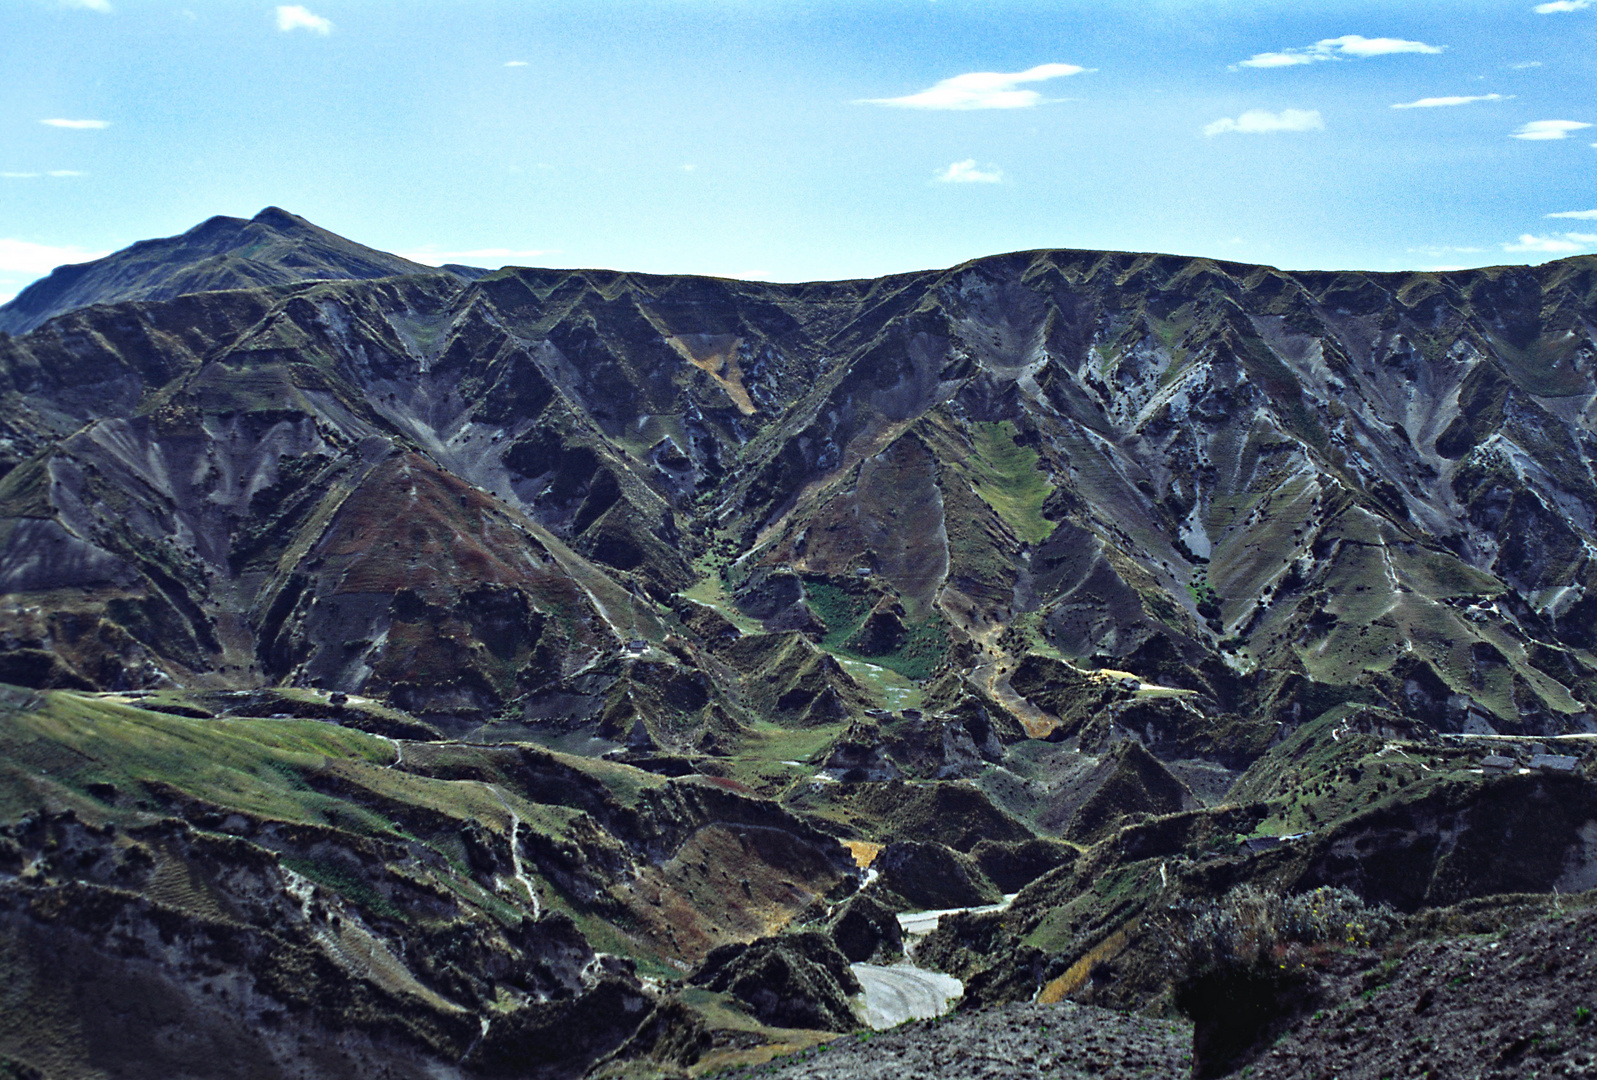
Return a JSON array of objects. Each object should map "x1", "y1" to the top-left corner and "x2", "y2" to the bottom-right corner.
[
  {"x1": 3, "y1": 210, "x2": 1597, "y2": 1080},
  {"x1": 965, "y1": 421, "x2": 1057, "y2": 545}
]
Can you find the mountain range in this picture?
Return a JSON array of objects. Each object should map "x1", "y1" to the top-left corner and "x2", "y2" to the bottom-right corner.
[{"x1": 1, "y1": 210, "x2": 1594, "y2": 1079}]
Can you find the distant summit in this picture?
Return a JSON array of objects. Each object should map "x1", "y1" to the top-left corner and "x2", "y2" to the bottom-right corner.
[{"x1": 0, "y1": 207, "x2": 453, "y2": 336}]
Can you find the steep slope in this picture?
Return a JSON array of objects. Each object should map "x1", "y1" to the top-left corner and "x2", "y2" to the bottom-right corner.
[
  {"x1": 4, "y1": 212, "x2": 1597, "y2": 1076},
  {"x1": 6, "y1": 241, "x2": 1594, "y2": 752},
  {"x1": 0, "y1": 207, "x2": 444, "y2": 336}
]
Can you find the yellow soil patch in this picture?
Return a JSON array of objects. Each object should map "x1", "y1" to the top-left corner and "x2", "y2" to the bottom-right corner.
[
  {"x1": 1018, "y1": 713, "x2": 1062, "y2": 740},
  {"x1": 842, "y1": 839, "x2": 884, "y2": 869},
  {"x1": 691, "y1": 1031, "x2": 840, "y2": 1075},
  {"x1": 667, "y1": 334, "x2": 757, "y2": 415},
  {"x1": 1036, "y1": 924, "x2": 1131, "y2": 1004}
]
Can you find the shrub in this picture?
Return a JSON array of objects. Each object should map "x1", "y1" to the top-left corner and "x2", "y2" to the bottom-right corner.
[
  {"x1": 1171, "y1": 885, "x2": 1403, "y2": 976},
  {"x1": 1160, "y1": 886, "x2": 1403, "y2": 1078}
]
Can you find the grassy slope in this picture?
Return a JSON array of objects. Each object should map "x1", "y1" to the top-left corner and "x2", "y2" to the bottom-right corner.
[{"x1": 965, "y1": 421, "x2": 1057, "y2": 546}]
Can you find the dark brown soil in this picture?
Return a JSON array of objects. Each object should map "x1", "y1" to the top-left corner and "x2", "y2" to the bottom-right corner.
[
  {"x1": 719, "y1": 1000, "x2": 1191, "y2": 1079},
  {"x1": 1244, "y1": 905, "x2": 1597, "y2": 1080}
]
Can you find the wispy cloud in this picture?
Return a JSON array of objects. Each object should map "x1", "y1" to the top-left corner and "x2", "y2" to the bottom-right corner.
[
  {"x1": 1503, "y1": 232, "x2": 1597, "y2": 253},
  {"x1": 503, "y1": 61, "x2": 528, "y2": 68},
  {"x1": 1391, "y1": 93, "x2": 1506, "y2": 109},
  {"x1": 40, "y1": 118, "x2": 108, "y2": 129},
  {"x1": 395, "y1": 246, "x2": 558, "y2": 267},
  {"x1": 0, "y1": 238, "x2": 112, "y2": 276},
  {"x1": 935, "y1": 159, "x2": 1003, "y2": 183},
  {"x1": 61, "y1": 0, "x2": 112, "y2": 11},
  {"x1": 1510, "y1": 61, "x2": 1545, "y2": 68},
  {"x1": 1547, "y1": 209, "x2": 1597, "y2": 219},
  {"x1": 1533, "y1": 0, "x2": 1592, "y2": 12},
  {"x1": 1237, "y1": 35, "x2": 1443, "y2": 69},
  {"x1": 862, "y1": 63, "x2": 1087, "y2": 110},
  {"x1": 1203, "y1": 109, "x2": 1324, "y2": 136},
  {"x1": 1511, "y1": 119, "x2": 1592, "y2": 140},
  {"x1": 276, "y1": 5, "x2": 332, "y2": 34},
  {"x1": 1, "y1": 171, "x2": 85, "y2": 179}
]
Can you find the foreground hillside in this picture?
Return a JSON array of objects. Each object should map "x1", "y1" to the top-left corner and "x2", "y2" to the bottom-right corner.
[
  {"x1": 744, "y1": 895, "x2": 1597, "y2": 1080},
  {"x1": 1, "y1": 212, "x2": 1596, "y2": 1076}
]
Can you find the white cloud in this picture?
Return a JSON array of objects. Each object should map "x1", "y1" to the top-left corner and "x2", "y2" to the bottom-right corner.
[
  {"x1": 1547, "y1": 209, "x2": 1597, "y2": 219},
  {"x1": 1237, "y1": 34, "x2": 1443, "y2": 69},
  {"x1": 276, "y1": 5, "x2": 332, "y2": 34},
  {"x1": 1391, "y1": 93, "x2": 1506, "y2": 109},
  {"x1": 0, "y1": 238, "x2": 111, "y2": 276},
  {"x1": 1330, "y1": 35, "x2": 1444, "y2": 57},
  {"x1": 1511, "y1": 61, "x2": 1545, "y2": 68},
  {"x1": 504, "y1": 61, "x2": 528, "y2": 67},
  {"x1": 1534, "y1": 0, "x2": 1592, "y2": 12},
  {"x1": 1511, "y1": 119, "x2": 1592, "y2": 139},
  {"x1": 1238, "y1": 51, "x2": 1317, "y2": 69},
  {"x1": 1203, "y1": 108, "x2": 1324, "y2": 136},
  {"x1": 61, "y1": 0, "x2": 112, "y2": 11},
  {"x1": 862, "y1": 63, "x2": 1087, "y2": 110},
  {"x1": 935, "y1": 159, "x2": 1003, "y2": 183},
  {"x1": 3, "y1": 171, "x2": 85, "y2": 179},
  {"x1": 395, "y1": 247, "x2": 558, "y2": 267},
  {"x1": 1503, "y1": 232, "x2": 1597, "y2": 253},
  {"x1": 40, "y1": 118, "x2": 109, "y2": 129}
]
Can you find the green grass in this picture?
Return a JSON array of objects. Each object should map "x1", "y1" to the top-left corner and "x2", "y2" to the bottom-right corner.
[
  {"x1": 805, "y1": 579, "x2": 874, "y2": 648},
  {"x1": 833, "y1": 657, "x2": 923, "y2": 710},
  {"x1": 550, "y1": 748, "x2": 669, "y2": 808},
  {"x1": 1229, "y1": 708, "x2": 1480, "y2": 836},
  {"x1": 966, "y1": 422, "x2": 1057, "y2": 545},
  {"x1": 680, "y1": 576, "x2": 766, "y2": 636},
  {"x1": 803, "y1": 578, "x2": 948, "y2": 682},
  {"x1": 736, "y1": 720, "x2": 846, "y2": 765},
  {"x1": 868, "y1": 619, "x2": 948, "y2": 682},
  {"x1": 716, "y1": 721, "x2": 847, "y2": 795},
  {"x1": 281, "y1": 855, "x2": 407, "y2": 921},
  {"x1": 0, "y1": 689, "x2": 398, "y2": 826}
]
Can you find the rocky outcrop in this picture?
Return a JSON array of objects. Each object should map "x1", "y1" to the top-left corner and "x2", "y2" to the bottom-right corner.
[
  {"x1": 870, "y1": 841, "x2": 1001, "y2": 911},
  {"x1": 688, "y1": 931, "x2": 862, "y2": 1032},
  {"x1": 5, "y1": 212, "x2": 1597, "y2": 1073},
  {"x1": 3, "y1": 221, "x2": 1594, "y2": 758},
  {"x1": 826, "y1": 892, "x2": 904, "y2": 963}
]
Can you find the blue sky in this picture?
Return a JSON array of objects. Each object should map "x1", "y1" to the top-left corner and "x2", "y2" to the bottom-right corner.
[{"x1": 2, "y1": 0, "x2": 1595, "y2": 298}]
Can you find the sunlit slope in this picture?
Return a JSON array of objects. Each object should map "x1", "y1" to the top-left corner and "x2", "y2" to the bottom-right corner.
[
  {"x1": 0, "y1": 230, "x2": 1593, "y2": 752},
  {"x1": 0, "y1": 206, "x2": 451, "y2": 337}
]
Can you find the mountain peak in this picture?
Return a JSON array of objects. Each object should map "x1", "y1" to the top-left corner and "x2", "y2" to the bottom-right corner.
[
  {"x1": 250, "y1": 205, "x2": 317, "y2": 231},
  {"x1": 0, "y1": 208, "x2": 452, "y2": 337}
]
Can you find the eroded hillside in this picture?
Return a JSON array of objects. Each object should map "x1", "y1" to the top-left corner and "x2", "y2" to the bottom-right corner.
[{"x1": 2, "y1": 216, "x2": 1597, "y2": 1077}]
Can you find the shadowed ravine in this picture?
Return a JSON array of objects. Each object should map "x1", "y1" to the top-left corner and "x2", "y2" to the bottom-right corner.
[{"x1": 1, "y1": 210, "x2": 1596, "y2": 1079}]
